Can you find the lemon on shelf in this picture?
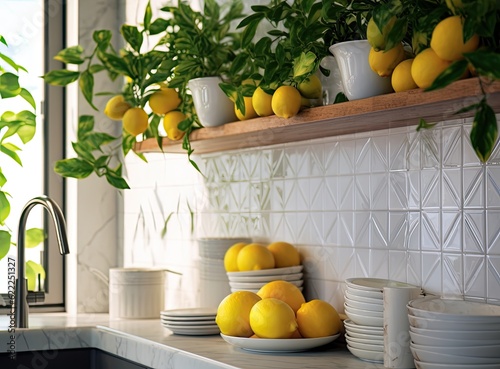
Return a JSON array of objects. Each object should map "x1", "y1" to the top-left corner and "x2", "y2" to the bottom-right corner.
[
  {"x1": 257, "y1": 280, "x2": 305, "y2": 313},
  {"x1": 296, "y1": 299, "x2": 342, "y2": 338},
  {"x1": 267, "y1": 241, "x2": 301, "y2": 268},
  {"x1": 249, "y1": 298, "x2": 298, "y2": 339},
  {"x1": 236, "y1": 243, "x2": 275, "y2": 271},
  {"x1": 215, "y1": 291, "x2": 261, "y2": 337}
]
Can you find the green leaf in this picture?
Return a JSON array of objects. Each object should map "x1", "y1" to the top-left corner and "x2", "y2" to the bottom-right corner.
[
  {"x1": 425, "y1": 60, "x2": 469, "y2": 92},
  {"x1": 0, "y1": 72, "x2": 21, "y2": 98},
  {"x1": 89, "y1": 64, "x2": 106, "y2": 74},
  {"x1": 97, "y1": 51, "x2": 131, "y2": 76},
  {"x1": 54, "y1": 158, "x2": 94, "y2": 179},
  {"x1": 0, "y1": 191, "x2": 10, "y2": 224},
  {"x1": 121, "y1": 25, "x2": 144, "y2": 52},
  {"x1": 26, "y1": 260, "x2": 45, "y2": 291},
  {"x1": 237, "y1": 12, "x2": 264, "y2": 29},
  {"x1": 42, "y1": 69, "x2": 80, "y2": 86},
  {"x1": 93, "y1": 30, "x2": 112, "y2": 51},
  {"x1": 0, "y1": 36, "x2": 7, "y2": 46},
  {"x1": 143, "y1": 1, "x2": 153, "y2": 30},
  {"x1": 470, "y1": 101, "x2": 498, "y2": 162},
  {"x1": 149, "y1": 18, "x2": 169, "y2": 35},
  {"x1": 105, "y1": 166, "x2": 130, "y2": 189},
  {"x1": 161, "y1": 212, "x2": 174, "y2": 238},
  {"x1": 293, "y1": 51, "x2": 317, "y2": 78},
  {"x1": 19, "y1": 88, "x2": 36, "y2": 110},
  {"x1": 72, "y1": 141, "x2": 96, "y2": 162},
  {"x1": 0, "y1": 52, "x2": 27, "y2": 72},
  {"x1": 79, "y1": 70, "x2": 98, "y2": 110},
  {"x1": 54, "y1": 45, "x2": 85, "y2": 65},
  {"x1": 416, "y1": 118, "x2": 438, "y2": 132},
  {"x1": 241, "y1": 19, "x2": 260, "y2": 48},
  {"x1": 0, "y1": 169, "x2": 6, "y2": 187},
  {"x1": 0, "y1": 143, "x2": 22, "y2": 165},
  {"x1": 464, "y1": 50, "x2": 500, "y2": 80},
  {"x1": 25, "y1": 228, "x2": 46, "y2": 248},
  {"x1": 0, "y1": 230, "x2": 10, "y2": 260}
]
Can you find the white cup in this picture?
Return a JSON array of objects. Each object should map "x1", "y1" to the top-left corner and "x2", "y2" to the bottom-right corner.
[{"x1": 329, "y1": 40, "x2": 393, "y2": 101}]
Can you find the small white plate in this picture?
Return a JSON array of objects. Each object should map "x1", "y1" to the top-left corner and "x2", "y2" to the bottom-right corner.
[
  {"x1": 345, "y1": 290, "x2": 383, "y2": 305},
  {"x1": 343, "y1": 319, "x2": 384, "y2": 333},
  {"x1": 344, "y1": 298, "x2": 384, "y2": 312},
  {"x1": 344, "y1": 331, "x2": 384, "y2": 341},
  {"x1": 346, "y1": 345, "x2": 384, "y2": 363},
  {"x1": 162, "y1": 324, "x2": 220, "y2": 335},
  {"x1": 346, "y1": 286, "x2": 383, "y2": 299},
  {"x1": 345, "y1": 337, "x2": 384, "y2": 352},
  {"x1": 228, "y1": 272, "x2": 303, "y2": 283},
  {"x1": 346, "y1": 277, "x2": 420, "y2": 292},
  {"x1": 161, "y1": 318, "x2": 216, "y2": 326},
  {"x1": 344, "y1": 303, "x2": 383, "y2": 318},
  {"x1": 227, "y1": 265, "x2": 303, "y2": 277},
  {"x1": 345, "y1": 310, "x2": 383, "y2": 327},
  {"x1": 160, "y1": 307, "x2": 217, "y2": 321},
  {"x1": 220, "y1": 333, "x2": 340, "y2": 353}
]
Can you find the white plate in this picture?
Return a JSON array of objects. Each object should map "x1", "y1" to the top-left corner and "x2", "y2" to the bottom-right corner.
[
  {"x1": 409, "y1": 325, "x2": 500, "y2": 341},
  {"x1": 229, "y1": 279, "x2": 303, "y2": 289},
  {"x1": 162, "y1": 324, "x2": 220, "y2": 335},
  {"x1": 345, "y1": 290, "x2": 383, "y2": 305},
  {"x1": 408, "y1": 314, "x2": 500, "y2": 331},
  {"x1": 343, "y1": 319, "x2": 384, "y2": 333},
  {"x1": 346, "y1": 345, "x2": 384, "y2": 363},
  {"x1": 226, "y1": 265, "x2": 303, "y2": 277},
  {"x1": 345, "y1": 310, "x2": 383, "y2": 327},
  {"x1": 346, "y1": 286, "x2": 383, "y2": 299},
  {"x1": 346, "y1": 278, "x2": 419, "y2": 292},
  {"x1": 414, "y1": 360, "x2": 500, "y2": 369},
  {"x1": 410, "y1": 342, "x2": 500, "y2": 358},
  {"x1": 344, "y1": 304, "x2": 383, "y2": 318},
  {"x1": 161, "y1": 319, "x2": 216, "y2": 326},
  {"x1": 345, "y1": 297, "x2": 384, "y2": 312},
  {"x1": 220, "y1": 333, "x2": 340, "y2": 353},
  {"x1": 161, "y1": 307, "x2": 217, "y2": 317},
  {"x1": 345, "y1": 329, "x2": 384, "y2": 340},
  {"x1": 345, "y1": 333, "x2": 383, "y2": 344},
  {"x1": 408, "y1": 296, "x2": 500, "y2": 322},
  {"x1": 410, "y1": 345, "x2": 500, "y2": 364},
  {"x1": 345, "y1": 337, "x2": 384, "y2": 352},
  {"x1": 228, "y1": 272, "x2": 303, "y2": 283},
  {"x1": 410, "y1": 330, "x2": 500, "y2": 346}
]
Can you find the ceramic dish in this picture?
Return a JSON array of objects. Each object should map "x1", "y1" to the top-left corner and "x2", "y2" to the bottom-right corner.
[
  {"x1": 345, "y1": 337, "x2": 384, "y2": 352},
  {"x1": 346, "y1": 286, "x2": 383, "y2": 299},
  {"x1": 410, "y1": 345, "x2": 500, "y2": 364},
  {"x1": 228, "y1": 272, "x2": 303, "y2": 283},
  {"x1": 345, "y1": 329, "x2": 384, "y2": 340},
  {"x1": 345, "y1": 334, "x2": 384, "y2": 344},
  {"x1": 345, "y1": 310, "x2": 383, "y2": 327},
  {"x1": 408, "y1": 314, "x2": 500, "y2": 331},
  {"x1": 344, "y1": 298, "x2": 384, "y2": 312},
  {"x1": 410, "y1": 342, "x2": 500, "y2": 358},
  {"x1": 161, "y1": 307, "x2": 217, "y2": 317},
  {"x1": 229, "y1": 279, "x2": 303, "y2": 289},
  {"x1": 409, "y1": 326, "x2": 500, "y2": 341},
  {"x1": 226, "y1": 265, "x2": 303, "y2": 278},
  {"x1": 344, "y1": 290, "x2": 383, "y2": 305},
  {"x1": 414, "y1": 361, "x2": 500, "y2": 369},
  {"x1": 408, "y1": 296, "x2": 500, "y2": 322},
  {"x1": 220, "y1": 333, "x2": 340, "y2": 353},
  {"x1": 160, "y1": 319, "x2": 216, "y2": 326},
  {"x1": 346, "y1": 345, "x2": 384, "y2": 363},
  {"x1": 346, "y1": 278, "x2": 420, "y2": 292},
  {"x1": 344, "y1": 303, "x2": 384, "y2": 318},
  {"x1": 162, "y1": 324, "x2": 220, "y2": 335},
  {"x1": 343, "y1": 319, "x2": 384, "y2": 333}
]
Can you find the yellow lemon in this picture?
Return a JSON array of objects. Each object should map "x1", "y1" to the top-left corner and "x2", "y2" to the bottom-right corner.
[
  {"x1": 223, "y1": 242, "x2": 247, "y2": 272},
  {"x1": 368, "y1": 43, "x2": 406, "y2": 77},
  {"x1": 257, "y1": 280, "x2": 305, "y2": 313},
  {"x1": 252, "y1": 87, "x2": 274, "y2": 117},
  {"x1": 430, "y1": 16, "x2": 479, "y2": 61},
  {"x1": 411, "y1": 48, "x2": 452, "y2": 89},
  {"x1": 267, "y1": 241, "x2": 301, "y2": 268},
  {"x1": 235, "y1": 96, "x2": 258, "y2": 121},
  {"x1": 215, "y1": 291, "x2": 262, "y2": 337},
  {"x1": 297, "y1": 74, "x2": 322, "y2": 99},
  {"x1": 296, "y1": 299, "x2": 341, "y2": 338},
  {"x1": 367, "y1": 16, "x2": 397, "y2": 52},
  {"x1": 249, "y1": 298, "x2": 298, "y2": 339},
  {"x1": 104, "y1": 95, "x2": 131, "y2": 120},
  {"x1": 236, "y1": 243, "x2": 275, "y2": 271},
  {"x1": 122, "y1": 107, "x2": 148, "y2": 136},
  {"x1": 163, "y1": 111, "x2": 186, "y2": 141},
  {"x1": 148, "y1": 88, "x2": 181, "y2": 115},
  {"x1": 391, "y1": 59, "x2": 418, "y2": 92},
  {"x1": 271, "y1": 86, "x2": 302, "y2": 119}
]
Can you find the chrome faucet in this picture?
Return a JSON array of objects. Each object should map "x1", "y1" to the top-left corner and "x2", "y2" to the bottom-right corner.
[{"x1": 15, "y1": 196, "x2": 70, "y2": 328}]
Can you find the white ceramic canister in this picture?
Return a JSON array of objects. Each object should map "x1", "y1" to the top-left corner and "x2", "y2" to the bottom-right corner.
[
  {"x1": 109, "y1": 268, "x2": 165, "y2": 319},
  {"x1": 187, "y1": 76, "x2": 237, "y2": 127},
  {"x1": 329, "y1": 40, "x2": 393, "y2": 101}
]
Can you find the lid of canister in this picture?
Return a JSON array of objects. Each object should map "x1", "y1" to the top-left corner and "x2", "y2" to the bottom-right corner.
[{"x1": 109, "y1": 268, "x2": 166, "y2": 285}]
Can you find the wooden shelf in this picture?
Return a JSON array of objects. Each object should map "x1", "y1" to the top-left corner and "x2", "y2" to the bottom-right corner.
[{"x1": 134, "y1": 78, "x2": 500, "y2": 155}]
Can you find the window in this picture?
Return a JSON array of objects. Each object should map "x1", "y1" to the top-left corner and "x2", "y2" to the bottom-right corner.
[{"x1": 0, "y1": 0, "x2": 66, "y2": 311}]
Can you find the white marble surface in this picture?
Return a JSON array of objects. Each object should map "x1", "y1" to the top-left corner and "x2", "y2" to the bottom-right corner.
[{"x1": 0, "y1": 314, "x2": 384, "y2": 369}]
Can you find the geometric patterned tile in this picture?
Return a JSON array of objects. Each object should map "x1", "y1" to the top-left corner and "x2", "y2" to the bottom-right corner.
[
  {"x1": 338, "y1": 176, "x2": 354, "y2": 210},
  {"x1": 464, "y1": 254, "x2": 486, "y2": 297},
  {"x1": 442, "y1": 169, "x2": 461, "y2": 208},
  {"x1": 339, "y1": 140, "x2": 355, "y2": 175},
  {"x1": 408, "y1": 211, "x2": 421, "y2": 250},
  {"x1": 420, "y1": 129, "x2": 441, "y2": 169},
  {"x1": 355, "y1": 137, "x2": 371, "y2": 173},
  {"x1": 463, "y1": 167, "x2": 484, "y2": 208},
  {"x1": 464, "y1": 210, "x2": 486, "y2": 253},
  {"x1": 422, "y1": 251, "x2": 442, "y2": 295},
  {"x1": 354, "y1": 212, "x2": 370, "y2": 247},
  {"x1": 389, "y1": 250, "x2": 407, "y2": 282},
  {"x1": 389, "y1": 172, "x2": 408, "y2": 209},
  {"x1": 442, "y1": 211, "x2": 462, "y2": 251},
  {"x1": 487, "y1": 167, "x2": 500, "y2": 207},
  {"x1": 309, "y1": 177, "x2": 324, "y2": 211},
  {"x1": 389, "y1": 212, "x2": 408, "y2": 249},
  {"x1": 354, "y1": 249, "x2": 370, "y2": 277},
  {"x1": 408, "y1": 130, "x2": 421, "y2": 170},
  {"x1": 371, "y1": 173, "x2": 388, "y2": 210},
  {"x1": 407, "y1": 251, "x2": 422, "y2": 287},
  {"x1": 463, "y1": 123, "x2": 482, "y2": 166},
  {"x1": 323, "y1": 212, "x2": 338, "y2": 246},
  {"x1": 369, "y1": 249, "x2": 389, "y2": 279},
  {"x1": 421, "y1": 211, "x2": 440, "y2": 250},
  {"x1": 421, "y1": 169, "x2": 440, "y2": 209},
  {"x1": 324, "y1": 141, "x2": 339, "y2": 176},
  {"x1": 371, "y1": 135, "x2": 388, "y2": 173},
  {"x1": 389, "y1": 131, "x2": 409, "y2": 171},
  {"x1": 355, "y1": 174, "x2": 370, "y2": 210},
  {"x1": 442, "y1": 126, "x2": 461, "y2": 168},
  {"x1": 324, "y1": 176, "x2": 338, "y2": 210},
  {"x1": 487, "y1": 256, "x2": 500, "y2": 299},
  {"x1": 338, "y1": 212, "x2": 354, "y2": 247},
  {"x1": 487, "y1": 210, "x2": 500, "y2": 254},
  {"x1": 442, "y1": 253, "x2": 463, "y2": 296},
  {"x1": 371, "y1": 211, "x2": 388, "y2": 248}
]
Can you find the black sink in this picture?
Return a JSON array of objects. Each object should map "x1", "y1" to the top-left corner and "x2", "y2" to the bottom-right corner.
[{"x1": 0, "y1": 348, "x2": 151, "y2": 369}]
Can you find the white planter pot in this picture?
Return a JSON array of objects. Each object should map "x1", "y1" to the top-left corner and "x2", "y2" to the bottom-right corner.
[
  {"x1": 329, "y1": 40, "x2": 393, "y2": 101},
  {"x1": 188, "y1": 76, "x2": 237, "y2": 127}
]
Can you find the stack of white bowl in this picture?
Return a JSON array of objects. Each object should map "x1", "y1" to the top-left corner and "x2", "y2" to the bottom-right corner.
[
  {"x1": 226, "y1": 265, "x2": 304, "y2": 293},
  {"x1": 407, "y1": 296, "x2": 500, "y2": 369},
  {"x1": 197, "y1": 237, "x2": 251, "y2": 307}
]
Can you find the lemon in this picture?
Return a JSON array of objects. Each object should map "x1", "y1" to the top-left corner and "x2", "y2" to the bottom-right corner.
[
  {"x1": 163, "y1": 111, "x2": 186, "y2": 141},
  {"x1": 257, "y1": 280, "x2": 305, "y2": 313},
  {"x1": 297, "y1": 74, "x2": 322, "y2": 99},
  {"x1": 236, "y1": 243, "x2": 275, "y2": 271},
  {"x1": 271, "y1": 86, "x2": 302, "y2": 119},
  {"x1": 296, "y1": 299, "x2": 341, "y2": 338},
  {"x1": 430, "y1": 16, "x2": 479, "y2": 61},
  {"x1": 368, "y1": 43, "x2": 406, "y2": 77},
  {"x1": 267, "y1": 241, "x2": 301, "y2": 268},
  {"x1": 122, "y1": 107, "x2": 149, "y2": 136},
  {"x1": 216, "y1": 291, "x2": 262, "y2": 337},
  {"x1": 252, "y1": 87, "x2": 274, "y2": 117},
  {"x1": 235, "y1": 96, "x2": 258, "y2": 121},
  {"x1": 411, "y1": 48, "x2": 452, "y2": 89},
  {"x1": 104, "y1": 95, "x2": 131, "y2": 120},
  {"x1": 249, "y1": 298, "x2": 298, "y2": 339},
  {"x1": 391, "y1": 59, "x2": 418, "y2": 92},
  {"x1": 367, "y1": 16, "x2": 397, "y2": 52},
  {"x1": 148, "y1": 88, "x2": 181, "y2": 115},
  {"x1": 223, "y1": 242, "x2": 247, "y2": 272}
]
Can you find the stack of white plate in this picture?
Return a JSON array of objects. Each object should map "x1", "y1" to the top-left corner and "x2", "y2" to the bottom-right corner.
[
  {"x1": 227, "y1": 265, "x2": 304, "y2": 293},
  {"x1": 407, "y1": 296, "x2": 500, "y2": 369},
  {"x1": 344, "y1": 278, "x2": 421, "y2": 363},
  {"x1": 197, "y1": 237, "x2": 251, "y2": 307},
  {"x1": 160, "y1": 307, "x2": 220, "y2": 335}
]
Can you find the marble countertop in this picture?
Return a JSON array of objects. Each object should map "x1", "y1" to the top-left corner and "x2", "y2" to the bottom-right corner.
[{"x1": 0, "y1": 313, "x2": 385, "y2": 369}]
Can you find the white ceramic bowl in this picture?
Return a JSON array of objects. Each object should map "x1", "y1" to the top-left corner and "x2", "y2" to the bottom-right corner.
[
  {"x1": 408, "y1": 296, "x2": 500, "y2": 322},
  {"x1": 346, "y1": 277, "x2": 420, "y2": 292},
  {"x1": 345, "y1": 309, "x2": 383, "y2": 327},
  {"x1": 409, "y1": 330, "x2": 500, "y2": 347},
  {"x1": 410, "y1": 342, "x2": 500, "y2": 358},
  {"x1": 345, "y1": 334, "x2": 383, "y2": 344},
  {"x1": 343, "y1": 319, "x2": 384, "y2": 333},
  {"x1": 228, "y1": 272, "x2": 303, "y2": 283},
  {"x1": 344, "y1": 289, "x2": 383, "y2": 305},
  {"x1": 408, "y1": 314, "x2": 500, "y2": 331},
  {"x1": 346, "y1": 286, "x2": 383, "y2": 299},
  {"x1": 229, "y1": 279, "x2": 303, "y2": 290},
  {"x1": 344, "y1": 303, "x2": 383, "y2": 318},
  {"x1": 409, "y1": 325, "x2": 500, "y2": 341},
  {"x1": 414, "y1": 361, "x2": 500, "y2": 369},
  {"x1": 345, "y1": 297, "x2": 384, "y2": 312},
  {"x1": 345, "y1": 337, "x2": 384, "y2": 352},
  {"x1": 410, "y1": 345, "x2": 500, "y2": 364},
  {"x1": 345, "y1": 329, "x2": 384, "y2": 340},
  {"x1": 347, "y1": 345, "x2": 384, "y2": 363},
  {"x1": 227, "y1": 265, "x2": 303, "y2": 278}
]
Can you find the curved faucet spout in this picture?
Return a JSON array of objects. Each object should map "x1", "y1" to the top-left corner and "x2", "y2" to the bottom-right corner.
[{"x1": 15, "y1": 196, "x2": 70, "y2": 328}]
